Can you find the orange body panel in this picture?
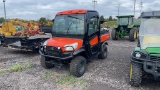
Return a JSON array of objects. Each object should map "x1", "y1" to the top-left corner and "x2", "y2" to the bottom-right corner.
[
  {"x1": 56, "y1": 9, "x2": 86, "y2": 16},
  {"x1": 100, "y1": 33, "x2": 110, "y2": 42},
  {"x1": 46, "y1": 37, "x2": 83, "y2": 51},
  {"x1": 89, "y1": 36, "x2": 98, "y2": 46}
]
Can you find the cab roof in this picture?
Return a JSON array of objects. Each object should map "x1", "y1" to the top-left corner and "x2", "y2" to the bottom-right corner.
[
  {"x1": 141, "y1": 11, "x2": 160, "y2": 18},
  {"x1": 116, "y1": 15, "x2": 134, "y2": 18},
  {"x1": 56, "y1": 9, "x2": 87, "y2": 16}
]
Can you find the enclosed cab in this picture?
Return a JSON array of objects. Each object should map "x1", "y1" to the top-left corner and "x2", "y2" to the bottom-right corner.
[
  {"x1": 129, "y1": 11, "x2": 160, "y2": 87},
  {"x1": 39, "y1": 9, "x2": 110, "y2": 77}
]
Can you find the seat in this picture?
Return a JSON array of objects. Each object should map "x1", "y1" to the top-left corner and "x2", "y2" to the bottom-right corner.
[{"x1": 143, "y1": 36, "x2": 160, "y2": 45}]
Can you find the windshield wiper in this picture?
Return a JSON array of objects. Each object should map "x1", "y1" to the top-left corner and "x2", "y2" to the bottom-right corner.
[
  {"x1": 68, "y1": 15, "x2": 83, "y2": 20},
  {"x1": 67, "y1": 22, "x2": 73, "y2": 34}
]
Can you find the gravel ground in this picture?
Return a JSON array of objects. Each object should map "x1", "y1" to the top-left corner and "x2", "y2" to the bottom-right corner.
[{"x1": 0, "y1": 36, "x2": 160, "y2": 90}]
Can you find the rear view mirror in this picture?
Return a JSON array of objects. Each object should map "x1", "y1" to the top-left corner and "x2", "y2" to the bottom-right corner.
[
  {"x1": 52, "y1": 19, "x2": 54, "y2": 22},
  {"x1": 100, "y1": 20, "x2": 105, "y2": 24}
]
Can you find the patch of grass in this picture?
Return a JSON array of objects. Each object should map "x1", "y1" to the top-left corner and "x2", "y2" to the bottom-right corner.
[
  {"x1": 55, "y1": 75, "x2": 87, "y2": 86},
  {"x1": 0, "y1": 61, "x2": 32, "y2": 73},
  {"x1": 24, "y1": 61, "x2": 32, "y2": 69},
  {"x1": 42, "y1": 73, "x2": 52, "y2": 78},
  {"x1": 101, "y1": 21, "x2": 116, "y2": 28},
  {"x1": 7, "y1": 62, "x2": 23, "y2": 72},
  {"x1": 0, "y1": 69, "x2": 5, "y2": 74},
  {"x1": 42, "y1": 72, "x2": 60, "y2": 78}
]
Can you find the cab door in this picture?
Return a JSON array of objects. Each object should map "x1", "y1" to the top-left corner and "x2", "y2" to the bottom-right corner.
[{"x1": 87, "y1": 12, "x2": 100, "y2": 55}]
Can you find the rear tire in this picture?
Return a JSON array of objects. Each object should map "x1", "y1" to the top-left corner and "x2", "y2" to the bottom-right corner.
[
  {"x1": 129, "y1": 62, "x2": 142, "y2": 87},
  {"x1": 111, "y1": 28, "x2": 118, "y2": 40},
  {"x1": 40, "y1": 56, "x2": 54, "y2": 69},
  {"x1": 98, "y1": 45, "x2": 108, "y2": 59},
  {"x1": 70, "y1": 56, "x2": 87, "y2": 77},
  {"x1": 129, "y1": 27, "x2": 137, "y2": 41}
]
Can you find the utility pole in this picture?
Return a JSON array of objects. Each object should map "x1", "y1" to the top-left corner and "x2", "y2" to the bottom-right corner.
[
  {"x1": 133, "y1": 0, "x2": 136, "y2": 16},
  {"x1": 92, "y1": 0, "x2": 97, "y2": 10},
  {"x1": 3, "y1": 0, "x2": 6, "y2": 23},
  {"x1": 118, "y1": 3, "x2": 120, "y2": 16},
  {"x1": 140, "y1": 1, "x2": 143, "y2": 14}
]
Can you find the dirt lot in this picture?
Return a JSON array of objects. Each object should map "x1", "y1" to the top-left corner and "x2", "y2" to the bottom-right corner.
[{"x1": 0, "y1": 38, "x2": 160, "y2": 90}]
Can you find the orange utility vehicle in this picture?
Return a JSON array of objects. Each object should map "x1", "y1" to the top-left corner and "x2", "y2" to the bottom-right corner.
[{"x1": 39, "y1": 9, "x2": 110, "y2": 77}]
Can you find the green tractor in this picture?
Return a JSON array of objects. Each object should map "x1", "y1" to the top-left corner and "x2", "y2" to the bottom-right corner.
[
  {"x1": 129, "y1": 11, "x2": 160, "y2": 87},
  {"x1": 111, "y1": 15, "x2": 140, "y2": 41}
]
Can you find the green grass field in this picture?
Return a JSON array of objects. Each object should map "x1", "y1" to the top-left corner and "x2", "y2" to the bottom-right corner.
[{"x1": 101, "y1": 21, "x2": 116, "y2": 28}]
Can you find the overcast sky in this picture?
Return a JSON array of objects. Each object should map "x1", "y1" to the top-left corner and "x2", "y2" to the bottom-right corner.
[{"x1": 0, "y1": 0, "x2": 159, "y2": 20}]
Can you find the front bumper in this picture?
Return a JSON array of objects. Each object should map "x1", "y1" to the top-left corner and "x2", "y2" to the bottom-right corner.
[
  {"x1": 39, "y1": 46, "x2": 74, "y2": 60},
  {"x1": 131, "y1": 52, "x2": 160, "y2": 79}
]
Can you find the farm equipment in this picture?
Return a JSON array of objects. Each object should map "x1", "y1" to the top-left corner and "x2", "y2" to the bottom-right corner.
[
  {"x1": 129, "y1": 11, "x2": 160, "y2": 87},
  {"x1": 111, "y1": 15, "x2": 140, "y2": 41},
  {"x1": 0, "y1": 19, "x2": 52, "y2": 51},
  {"x1": 0, "y1": 22, "x2": 17, "y2": 36},
  {"x1": 39, "y1": 9, "x2": 110, "y2": 77}
]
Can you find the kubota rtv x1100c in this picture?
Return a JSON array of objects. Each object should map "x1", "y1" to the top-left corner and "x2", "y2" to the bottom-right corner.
[{"x1": 39, "y1": 9, "x2": 110, "y2": 77}]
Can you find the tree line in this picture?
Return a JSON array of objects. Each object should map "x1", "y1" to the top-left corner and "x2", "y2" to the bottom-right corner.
[
  {"x1": 0, "y1": 15, "x2": 116, "y2": 25},
  {"x1": 0, "y1": 17, "x2": 53, "y2": 26},
  {"x1": 100, "y1": 15, "x2": 116, "y2": 22}
]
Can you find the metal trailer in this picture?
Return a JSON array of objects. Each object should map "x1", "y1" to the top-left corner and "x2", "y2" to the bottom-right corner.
[{"x1": 0, "y1": 26, "x2": 52, "y2": 52}]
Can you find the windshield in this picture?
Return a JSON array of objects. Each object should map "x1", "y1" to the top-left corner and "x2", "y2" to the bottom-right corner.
[
  {"x1": 117, "y1": 18, "x2": 129, "y2": 25},
  {"x1": 139, "y1": 18, "x2": 160, "y2": 49},
  {"x1": 52, "y1": 14, "x2": 85, "y2": 36}
]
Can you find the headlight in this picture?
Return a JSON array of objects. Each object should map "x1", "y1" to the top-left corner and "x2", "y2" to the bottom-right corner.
[
  {"x1": 133, "y1": 51, "x2": 147, "y2": 59},
  {"x1": 64, "y1": 43, "x2": 78, "y2": 51},
  {"x1": 135, "y1": 52, "x2": 141, "y2": 58}
]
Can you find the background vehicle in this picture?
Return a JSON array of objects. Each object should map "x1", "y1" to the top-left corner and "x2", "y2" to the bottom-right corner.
[
  {"x1": 0, "y1": 19, "x2": 52, "y2": 51},
  {"x1": 39, "y1": 9, "x2": 110, "y2": 77},
  {"x1": 101, "y1": 26, "x2": 110, "y2": 33},
  {"x1": 111, "y1": 15, "x2": 140, "y2": 41},
  {"x1": 129, "y1": 11, "x2": 160, "y2": 87}
]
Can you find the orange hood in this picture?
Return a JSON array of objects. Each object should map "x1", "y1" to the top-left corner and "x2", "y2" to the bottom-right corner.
[{"x1": 46, "y1": 37, "x2": 83, "y2": 50}]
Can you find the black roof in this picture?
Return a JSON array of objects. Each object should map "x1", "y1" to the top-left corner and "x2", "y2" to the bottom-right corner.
[
  {"x1": 141, "y1": 11, "x2": 160, "y2": 18},
  {"x1": 116, "y1": 15, "x2": 134, "y2": 18}
]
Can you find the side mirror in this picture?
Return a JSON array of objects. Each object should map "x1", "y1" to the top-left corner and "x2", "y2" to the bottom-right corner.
[
  {"x1": 52, "y1": 19, "x2": 54, "y2": 22},
  {"x1": 100, "y1": 20, "x2": 105, "y2": 24}
]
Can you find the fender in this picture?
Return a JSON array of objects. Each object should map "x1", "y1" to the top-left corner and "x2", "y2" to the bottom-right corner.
[
  {"x1": 102, "y1": 41, "x2": 108, "y2": 45},
  {"x1": 101, "y1": 41, "x2": 108, "y2": 51},
  {"x1": 73, "y1": 47, "x2": 89, "y2": 58}
]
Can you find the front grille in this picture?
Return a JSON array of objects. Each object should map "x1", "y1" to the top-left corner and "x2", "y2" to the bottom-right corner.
[
  {"x1": 149, "y1": 54, "x2": 160, "y2": 61},
  {"x1": 45, "y1": 46, "x2": 60, "y2": 57}
]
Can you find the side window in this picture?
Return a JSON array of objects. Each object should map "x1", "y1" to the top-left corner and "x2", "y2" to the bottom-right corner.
[{"x1": 88, "y1": 17, "x2": 98, "y2": 35}]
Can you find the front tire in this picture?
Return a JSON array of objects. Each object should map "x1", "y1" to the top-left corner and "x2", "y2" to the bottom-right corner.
[
  {"x1": 129, "y1": 27, "x2": 137, "y2": 41},
  {"x1": 98, "y1": 45, "x2": 108, "y2": 59},
  {"x1": 129, "y1": 62, "x2": 142, "y2": 87},
  {"x1": 111, "y1": 28, "x2": 118, "y2": 40},
  {"x1": 40, "y1": 56, "x2": 54, "y2": 69},
  {"x1": 136, "y1": 27, "x2": 139, "y2": 39},
  {"x1": 70, "y1": 56, "x2": 87, "y2": 77}
]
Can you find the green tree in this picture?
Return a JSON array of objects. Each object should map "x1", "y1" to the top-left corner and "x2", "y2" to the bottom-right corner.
[
  {"x1": 39, "y1": 17, "x2": 47, "y2": 26},
  {"x1": 0, "y1": 17, "x2": 5, "y2": 24},
  {"x1": 109, "y1": 16, "x2": 112, "y2": 21},
  {"x1": 112, "y1": 18, "x2": 117, "y2": 21},
  {"x1": 100, "y1": 15, "x2": 105, "y2": 21}
]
